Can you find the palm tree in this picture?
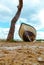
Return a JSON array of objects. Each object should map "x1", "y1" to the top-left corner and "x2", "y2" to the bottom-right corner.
[{"x1": 7, "y1": 0, "x2": 23, "y2": 41}]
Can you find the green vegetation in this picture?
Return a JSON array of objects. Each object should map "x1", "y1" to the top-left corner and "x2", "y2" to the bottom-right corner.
[
  {"x1": 0, "y1": 39, "x2": 44, "y2": 42},
  {"x1": 0, "y1": 39, "x2": 23, "y2": 43},
  {"x1": 36, "y1": 39, "x2": 44, "y2": 41}
]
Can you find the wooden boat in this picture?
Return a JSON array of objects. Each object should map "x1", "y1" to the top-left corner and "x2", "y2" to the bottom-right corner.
[{"x1": 19, "y1": 23, "x2": 36, "y2": 42}]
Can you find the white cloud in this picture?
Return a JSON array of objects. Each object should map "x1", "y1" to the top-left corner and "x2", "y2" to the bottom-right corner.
[
  {"x1": 20, "y1": 18, "x2": 28, "y2": 23},
  {"x1": 14, "y1": 24, "x2": 22, "y2": 40},
  {"x1": 23, "y1": 0, "x2": 40, "y2": 8},
  {"x1": 0, "y1": 0, "x2": 18, "y2": 6},
  {"x1": 0, "y1": 28, "x2": 9, "y2": 39},
  {"x1": 0, "y1": 4, "x2": 12, "y2": 22},
  {"x1": 0, "y1": 0, "x2": 18, "y2": 23},
  {"x1": 0, "y1": 4, "x2": 11, "y2": 13},
  {"x1": 29, "y1": 0, "x2": 40, "y2": 7},
  {"x1": 0, "y1": 25, "x2": 21, "y2": 40},
  {"x1": 29, "y1": 9, "x2": 44, "y2": 30},
  {"x1": 36, "y1": 31, "x2": 44, "y2": 39},
  {"x1": 0, "y1": 0, "x2": 44, "y2": 40},
  {"x1": 0, "y1": 0, "x2": 18, "y2": 13},
  {"x1": 11, "y1": 0, "x2": 18, "y2": 5},
  {"x1": 0, "y1": 26, "x2": 44, "y2": 40},
  {"x1": 38, "y1": 9, "x2": 44, "y2": 27}
]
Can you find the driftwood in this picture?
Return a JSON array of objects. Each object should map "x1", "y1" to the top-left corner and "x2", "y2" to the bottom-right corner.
[{"x1": 7, "y1": 0, "x2": 23, "y2": 41}]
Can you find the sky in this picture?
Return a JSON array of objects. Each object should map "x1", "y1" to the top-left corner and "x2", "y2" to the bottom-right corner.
[{"x1": 0, "y1": 0, "x2": 44, "y2": 40}]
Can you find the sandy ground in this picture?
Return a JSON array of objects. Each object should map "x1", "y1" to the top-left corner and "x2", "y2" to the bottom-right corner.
[{"x1": 0, "y1": 41, "x2": 44, "y2": 65}]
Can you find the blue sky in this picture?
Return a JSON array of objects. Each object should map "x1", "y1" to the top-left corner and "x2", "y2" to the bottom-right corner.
[{"x1": 0, "y1": 0, "x2": 44, "y2": 40}]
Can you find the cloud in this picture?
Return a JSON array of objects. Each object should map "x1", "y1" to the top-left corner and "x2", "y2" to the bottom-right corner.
[
  {"x1": 0, "y1": 24, "x2": 44, "y2": 40},
  {"x1": 0, "y1": 28, "x2": 9, "y2": 39},
  {"x1": 38, "y1": 9, "x2": 44, "y2": 27},
  {"x1": 0, "y1": 0, "x2": 44, "y2": 40},
  {"x1": 14, "y1": 24, "x2": 22, "y2": 40},
  {"x1": 29, "y1": 9, "x2": 44, "y2": 30},
  {"x1": 0, "y1": 3, "x2": 12, "y2": 22},
  {"x1": 36, "y1": 31, "x2": 44, "y2": 39},
  {"x1": 0, "y1": 0, "x2": 18, "y2": 6},
  {"x1": 0, "y1": 0, "x2": 18, "y2": 13},
  {"x1": 19, "y1": 18, "x2": 28, "y2": 23},
  {"x1": 0, "y1": 24, "x2": 21, "y2": 40},
  {"x1": 0, "y1": 0, "x2": 41, "y2": 23},
  {"x1": 0, "y1": 27, "x2": 44, "y2": 40},
  {"x1": 0, "y1": 0, "x2": 18, "y2": 23},
  {"x1": 23, "y1": 0, "x2": 40, "y2": 8},
  {"x1": 0, "y1": 4, "x2": 11, "y2": 13}
]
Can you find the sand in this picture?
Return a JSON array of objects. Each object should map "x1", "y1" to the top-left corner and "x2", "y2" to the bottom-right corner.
[{"x1": 0, "y1": 41, "x2": 44, "y2": 65}]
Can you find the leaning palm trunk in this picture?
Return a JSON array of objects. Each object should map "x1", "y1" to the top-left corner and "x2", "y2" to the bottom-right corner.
[{"x1": 7, "y1": 0, "x2": 23, "y2": 41}]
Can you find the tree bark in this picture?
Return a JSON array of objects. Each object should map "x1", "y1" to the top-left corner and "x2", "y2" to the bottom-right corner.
[{"x1": 7, "y1": 0, "x2": 23, "y2": 41}]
